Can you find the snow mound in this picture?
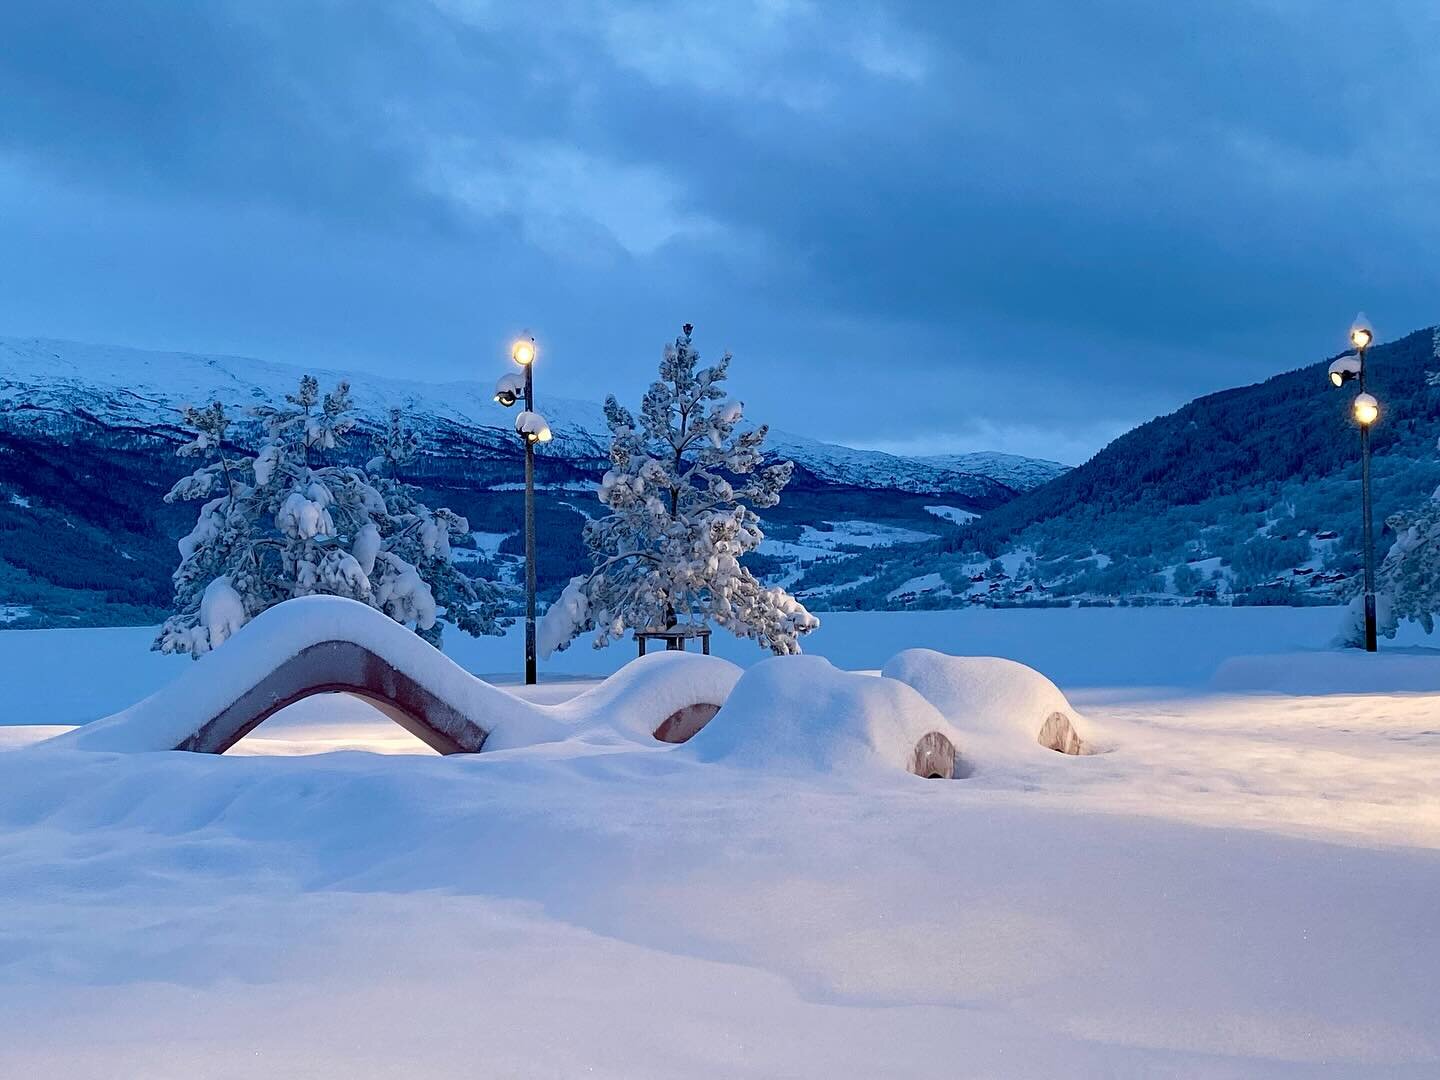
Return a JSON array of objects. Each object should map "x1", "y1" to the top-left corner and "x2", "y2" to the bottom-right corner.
[
  {"x1": 688, "y1": 655, "x2": 962, "y2": 777},
  {"x1": 485, "y1": 650, "x2": 742, "y2": 751},
  {"x1": 881, "y1": 650, "x2": 1096, "y2": 760},
  {"x1": 41, "y1": 596, "x2": 740, "y2": 754}
]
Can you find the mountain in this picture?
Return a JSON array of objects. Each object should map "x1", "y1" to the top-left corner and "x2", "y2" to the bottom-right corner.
[
  {"x1": 795, "y1": 325, "x2": 1440, "y2": 611},
  {"x1": 0, "y1": 335, "x2": 1057, "y2": 627},
  {"x1": 919, "y1": 451, "x2": 1070, "y2": 493}
]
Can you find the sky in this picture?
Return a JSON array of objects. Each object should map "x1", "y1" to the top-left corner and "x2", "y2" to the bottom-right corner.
[{"x1": 2, "y1": 1, "x2": 1438, "y2": 465}]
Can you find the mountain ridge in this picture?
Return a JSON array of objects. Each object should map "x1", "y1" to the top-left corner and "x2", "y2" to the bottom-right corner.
[
  {"x1": 0, "y1": 335, "x2": 1059, "y2": 499},
  {"x1": 0, "y1": 334, "x2": 1064, "y2": 627}
]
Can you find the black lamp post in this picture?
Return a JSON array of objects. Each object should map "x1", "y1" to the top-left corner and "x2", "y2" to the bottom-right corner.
[
  {"x1": 494, "y1": 335, "x2": 550, "y2": 684},
  {"x1": 1328, "y1": 318, "x2": 1380, "y2": 651}
]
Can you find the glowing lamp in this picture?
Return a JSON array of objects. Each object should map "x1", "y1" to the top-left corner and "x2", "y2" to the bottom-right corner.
[
  {"x1": 1327, "y1": 356, "x2": 1362, "y2": 387},
  {"x1": 1353, "y1": 393, "x2": 1379, "y2": 426},
  {"x1": 515, "y1": 409, "x2": 551, "y2": 443},
  {"x1": 512, "y1": 338, "x2": 536, "y2": 366},
  {"x1": 1349, "y1": 313, "x2": 1374, "y2": 351}
]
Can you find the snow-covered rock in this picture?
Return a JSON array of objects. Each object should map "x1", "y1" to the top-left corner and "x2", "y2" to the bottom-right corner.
[
  {"x1": 880, "y1": 649, "x2": 1097, "y2": 761},
  {"x1": 688, "y1": 654, "x2": 962, "y2": 776}
]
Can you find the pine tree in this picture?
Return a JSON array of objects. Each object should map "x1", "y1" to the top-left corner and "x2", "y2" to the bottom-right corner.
[
  {"x1": 156, "y1": 377, "x2": 510, "y2": 656},
  {"x1": 539, "y1": 324, "x2": 818, "y2": 656}
]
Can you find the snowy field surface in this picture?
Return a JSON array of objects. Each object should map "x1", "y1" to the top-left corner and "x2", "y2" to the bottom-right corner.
[{"x1": 2, "y1": 607, "x2": 1439, "y2": 1077}]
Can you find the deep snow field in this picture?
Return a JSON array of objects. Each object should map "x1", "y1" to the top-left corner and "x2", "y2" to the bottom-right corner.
[{"x1": 3, "y1": 607, "x2": 1439, "y2": 1077}]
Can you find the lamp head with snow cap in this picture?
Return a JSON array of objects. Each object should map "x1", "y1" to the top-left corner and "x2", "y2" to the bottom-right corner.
[
  {"x1": 494, "y1": 371, "x2": 525, "y2": 408},
  {"x1": 515, "y1": 410, "x2": 552, "y2": 444},
  {"x1": 1328, "y1": 355, "x2": 1362, "y2": 388}
]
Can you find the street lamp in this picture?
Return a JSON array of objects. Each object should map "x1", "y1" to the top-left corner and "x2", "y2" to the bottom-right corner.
[
  {"x1": 494, "y1": 334, "x2": 549, "y2": 684},
  {"x1": 1328, "y1": 316, "x2": 1379, "y2": 652}
]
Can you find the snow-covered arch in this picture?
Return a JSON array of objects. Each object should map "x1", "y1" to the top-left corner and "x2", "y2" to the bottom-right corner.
[
  {"x1": 46, "y1": 597, "x2": 744, "y2": 755},
  {"x1": 176, "y1": 640, "x2": 491, "y2": 755}
]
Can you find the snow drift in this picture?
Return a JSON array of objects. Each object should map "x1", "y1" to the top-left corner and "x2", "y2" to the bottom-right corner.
[
  {"x1": 881, "y1": 649, "x2": 1097, "y2": 761},
  {"x1": 42, "y1": 596, "x2": 742, "y2": 754},
  {"x1": 687, "y1": 655, "x2": 963, "y2": 777}
]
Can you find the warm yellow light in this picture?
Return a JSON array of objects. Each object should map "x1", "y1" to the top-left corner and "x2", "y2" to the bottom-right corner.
[
  {"x1": 1329, "y1": 370, "x2": 1344, "y2": 388},
  {"x1": 1353, "y1": 393, "x2": 1379, "y2": 426},
  {"x1": 512, "y1": 338, "x2": 535, "y2": 366},
  {"x1": 1350, "y1": 327, "x2": 1372, "y2": 350},
  {"x1": 536, "y1": 426, "x2": 553, "y2": 443}
]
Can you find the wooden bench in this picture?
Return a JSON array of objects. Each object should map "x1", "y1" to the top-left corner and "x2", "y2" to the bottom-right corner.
[{"x1": 635, "y1": 626, "x2": 712, "y2": 657}]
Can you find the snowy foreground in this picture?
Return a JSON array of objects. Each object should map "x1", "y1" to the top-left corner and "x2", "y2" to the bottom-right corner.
[{"x1": 2, "y1": 608, "x2": 1439, "y2": 1077}]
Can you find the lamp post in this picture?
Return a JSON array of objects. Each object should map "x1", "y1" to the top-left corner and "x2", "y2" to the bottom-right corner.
[
  {"x1": 1328, "y1": 317, "x2": 1379, "y2": 651},
  {"x1": 494, "y1": 335, "x2": 550, "y2": 684}
]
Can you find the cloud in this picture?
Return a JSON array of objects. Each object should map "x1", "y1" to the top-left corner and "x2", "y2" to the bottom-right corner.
[
  {"x1": 422, "y1": 137, "x2": 724, "y2": 258},
  {"x1": 0, "y1": 0, "x2": 1437, "y2": 461}
]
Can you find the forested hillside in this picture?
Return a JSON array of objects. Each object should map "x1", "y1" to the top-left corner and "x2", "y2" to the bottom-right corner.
[{"x1": 793, "y1": 326, "x2": 1440, "y2": 610}]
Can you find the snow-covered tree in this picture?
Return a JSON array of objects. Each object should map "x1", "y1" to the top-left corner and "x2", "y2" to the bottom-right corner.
[
  {"x1": 540, "y1": 324, "x2": 818, "y2": 657},
  {"x1": 156, "y1": 377, "x2": 509, "y2": 656}
]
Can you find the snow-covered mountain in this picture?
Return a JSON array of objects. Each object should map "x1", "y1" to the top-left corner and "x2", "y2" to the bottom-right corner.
[
  {"x1": 0, "y1": 336, "x2": 1039, "y2": 500},
  {"x1": 0, "y1": 335, "x2": 1065, "y2": 626},
  {"x1": 920, "y1": 451, "x2": 1071, "y2": 493}
]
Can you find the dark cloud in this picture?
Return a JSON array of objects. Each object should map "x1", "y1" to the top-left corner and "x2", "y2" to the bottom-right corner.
[{"x1": 0, "y1": 0, "x2": 1435, "y2": 461}]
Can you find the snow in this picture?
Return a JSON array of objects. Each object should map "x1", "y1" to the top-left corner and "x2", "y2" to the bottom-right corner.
[
  {"x1": 887, "y1": 571, "x2": 946, "y2": 600},
  {"x1": 882, "y1": 649, "x2": 1096, "y2": 761},
  {"x1": 198, "y1": 575, "x2": 246, "y2": 650},
  {"x1": 689, "y1": 655, "x2": 960, "y2": 774},
  {"x1": 513, "y1": 408, "x2": 551, "y2": 441},
  {"x1": 0, "y1": 335, "x2": 1014, "y2": 498},
  {"x1": 44, "y1": 595, "x2": 742, "y2": 755},
  {"x1": 924, "y1": 503, "x2": 979, "y2": 525},
  {"x1": 920, "y1": 450, "x2": 1071, "y2": 492},
  {"x1": 2, "y1": 607, "x2": 1440, "y2": 1074},
  {"x1": 467, "y1": 529, "x2": 510, "y2": 555},
  {"x1": 757, "y1": 521, "x2": 934, "y2": 569},
  {"x1": 0, "y1": 605, "x2": 1412, "y2": 731}
]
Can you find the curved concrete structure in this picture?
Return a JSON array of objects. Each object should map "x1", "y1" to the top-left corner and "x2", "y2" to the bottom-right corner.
[{"x1": 177, "y1": 640, "x2": 491, "y2": 755}]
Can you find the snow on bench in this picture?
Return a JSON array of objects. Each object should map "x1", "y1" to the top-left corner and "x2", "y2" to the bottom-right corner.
[
  {"x1": 42, "y1": 596, "x2": 742, "y2": 755},
  {"x1": 881, "y1": 649, "x2": 1098, "y2": 762}
]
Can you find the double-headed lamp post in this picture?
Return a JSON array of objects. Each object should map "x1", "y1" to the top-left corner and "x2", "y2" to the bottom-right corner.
[
  {"x1": 1327, "y1": 316, "x2": 1380, "y2": 652},
  {"x1": 494, "y1": 335, "x2": 551, "y2": 684}
]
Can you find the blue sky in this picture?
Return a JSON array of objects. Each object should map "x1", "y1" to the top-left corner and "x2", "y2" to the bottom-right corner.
[{"x1": 1, "y1": 1, "x2": 1436, "y2": 463}]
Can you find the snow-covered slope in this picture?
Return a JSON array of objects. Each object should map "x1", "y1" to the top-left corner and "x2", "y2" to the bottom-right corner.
[
  {"x1": 920, "y1": 450, "x2": 1071, "y2": 492},
  {"x1": 0, "y1": 335, "x2": 610, "y2": 463},
  {"x1": 0, "y1": 336, "x2": 1016, "y2": 498}
]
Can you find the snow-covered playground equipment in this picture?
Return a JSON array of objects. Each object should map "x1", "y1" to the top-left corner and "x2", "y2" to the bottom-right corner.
[
  {"x1": 46, "y1": 597, "x2": 743, "y2": 755},
  {"x1": 688, "y1": 655, "x2": 967, "y2": 778},
  {"x1": 41, "y1": 598, "x2": 1093, "y2": 780},
  {"x1": 882, "y1": 649, "x2": 1097, "y2": 759}
]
